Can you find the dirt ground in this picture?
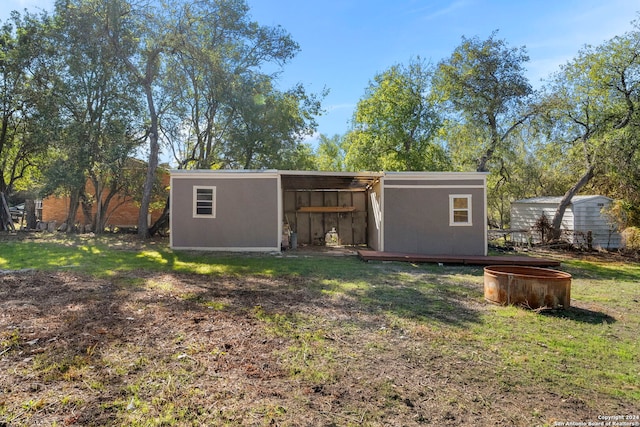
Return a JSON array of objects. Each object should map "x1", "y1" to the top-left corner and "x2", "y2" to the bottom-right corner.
[{"x1": 0, "y1": 244, "x2": 637, "y2": 426}]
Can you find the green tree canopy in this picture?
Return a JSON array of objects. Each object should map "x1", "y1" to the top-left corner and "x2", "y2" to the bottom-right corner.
[
  {"x1": 103, "y1": 0, "x2": 323, "y2": 236},
  {"x1": 0, "y1": 11, "x2": 52, "y2": 197},
  {"x1": 39, "y1": 0, "x2": 144, "y2": 232},
  {"x1": 434, "y1": 31, "x2": 533, "y2": 172},
  {"x1": 314, "y1": 134, "x2": 346, "y2": 171},
  {"x1": 163, "y1": 0, "x2": 314, "y2": 171},
  {"x1": 344, "y1": 59, "x2": 449, "y2": 171},
  {"x1": 536, "y1": 20, "x2": 640, "y2": 235},
  {"x1": 224, "y1": 79, "x2": 323, "y2": 169}
]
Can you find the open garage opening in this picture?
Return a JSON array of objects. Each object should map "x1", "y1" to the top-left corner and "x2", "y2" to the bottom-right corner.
[{"x1": 280, "y1": 172, "x2": 382, "y2": 250}]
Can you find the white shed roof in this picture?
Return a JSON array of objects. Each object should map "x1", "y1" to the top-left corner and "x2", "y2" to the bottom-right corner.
[{"x1": 513, "y1": 195, "x2": 612, "y2": 205}]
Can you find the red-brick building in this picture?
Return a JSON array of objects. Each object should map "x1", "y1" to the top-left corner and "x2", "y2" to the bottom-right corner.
[{"x1": 41, "y1": 168, "x2": 170, "y2": 231}]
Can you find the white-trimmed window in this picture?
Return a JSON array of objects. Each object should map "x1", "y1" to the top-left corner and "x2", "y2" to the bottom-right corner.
[
  {"x1": 193, "y1": 186, "x2": 216, "y2": 218},
  {"x1": 449, "y1": 194, "x2": 472, "y2": 226}
]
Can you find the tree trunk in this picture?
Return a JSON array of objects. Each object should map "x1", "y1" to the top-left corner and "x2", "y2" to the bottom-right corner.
[
  {"x1": 0, "y1": 192, "x2": 14, "y2": 231},
  {"x1": 79, "y1": 190, "x2": 93, "y2": 229},
  {"x1": 24, "y1": 199, "x2": 37, "y2": 229},
  {"x1": 138, "y1": 81, "x2": 160, "y2": 238},
  {"x1": 549, "y1": 164, "x2": 595, "y2": 241},
  {"x1": 476, "y1": 115, "x2": 499, "y2": 172},
  {"x1": 148, "y1": 196, "x2": 169, "y2": 237},
  {"x1": 97, "y1": 185, "x2": 122, "y2": 234},
  {"x1": 64, "y1": 190, "x2": 81, "y2": 233},
  {"x1": 94, "y1": 180, "x2": 102, "y2": 234}
]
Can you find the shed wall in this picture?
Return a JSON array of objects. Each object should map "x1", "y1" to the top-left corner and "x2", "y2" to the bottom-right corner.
[
  {"x1": 571, "y1": 198, "x2": 620, "y2": 248},
  {"x1": 367, "y1": 180, "x2": 383, "y2": 251},
  {"x1": 170, "y1": 175, "x2": 280, "y2": 250},
  {"x1": 382, "y1": 178, "x2": 486, "y2": 255},
  {"x1": 168, "y1": 171, "x2": 488, "y2": 254},
  {"x1": 510, "y1": 197, "x2": 621, "y2": 249},
  {"x1": 510, "y1": 203, "x2": 573, "y2": 244}
]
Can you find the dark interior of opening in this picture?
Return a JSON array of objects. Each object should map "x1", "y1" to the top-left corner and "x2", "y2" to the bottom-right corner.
[{"x1": 281, "y1": 174, "x2": 379, "y2": 247}]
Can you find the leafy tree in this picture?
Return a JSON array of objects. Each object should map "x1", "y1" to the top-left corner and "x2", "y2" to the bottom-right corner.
[
  {"x1": 344, "y1": 59, "x2": 448, "y2": 171},
  {"x1": 485, "y1": 129, "x2": 577, "y2": 228},
  {"x1": 104, "y1": 0, "x2": 175, "y2": 237},
  {"x1": 41, "y1": 0, "x2": 143, "y2": 233},
  {"x1": 165, "y1": 0, "x2": 305, "y2": 171},
  {"x1": 539, "y1": 23, "x2": 640, "y2": 238},
  {"x1": 314, "y1": 134, "x2": 346, "y2": 171},
  {"x1": 225, "y1": 80, "x2": 323, "y2": 169},
  {"x1": 594, "y1": 124, "x2": 640, "y2": 227},
  {"x1": 590, "y1": 25, "x2": 640, "y2": 228},
  {"x1": 433, "y1": 32, "x2": 534, "y2": 172},
  {"x1": 0, "y1": 11, "x2": 51, "y2": 198},
  {"x1": 105, "y1": 0, "x2": 322, "y2": 236}
]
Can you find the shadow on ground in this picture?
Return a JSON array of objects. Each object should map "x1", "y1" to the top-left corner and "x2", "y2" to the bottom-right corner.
[{"x1": 540, "y1": 306, "x2": 617, "y2": 324}]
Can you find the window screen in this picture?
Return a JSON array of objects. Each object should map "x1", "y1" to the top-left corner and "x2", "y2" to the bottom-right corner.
[
  {"x1": 449, "y1": 194, "x2": 472, "y2": 226},
  {"x1": 193, "y1": 186, "x2": 216, "y2": 218}
]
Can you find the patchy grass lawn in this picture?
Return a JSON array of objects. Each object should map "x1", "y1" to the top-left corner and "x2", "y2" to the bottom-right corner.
[{"x1": 0, "y1": 233, "x2": 638, "y2": 426}]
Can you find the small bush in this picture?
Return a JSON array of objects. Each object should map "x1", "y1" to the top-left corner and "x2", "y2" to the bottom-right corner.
[
  {"x1": 621, "y1": 227, "x2": 640, "y2": 252},
  {"x1": 533, "y1": 214, "x2": 553, "y2": 243}
]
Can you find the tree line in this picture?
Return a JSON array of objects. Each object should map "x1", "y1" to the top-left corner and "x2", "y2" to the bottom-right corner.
[
  {"x1": 325, "y1": 25, "x2": 640, "y2": 240},
  {"x1": 1, "y1": 0, "x2": 323, "y2": 235},
  {"x1": 1, "y1": 0, "x2": 639, "y2": 240}
]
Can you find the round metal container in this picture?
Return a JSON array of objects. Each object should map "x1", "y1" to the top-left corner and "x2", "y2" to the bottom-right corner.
[{"x1": 484, "y1": 265, "x2": 571, "y2": 309}]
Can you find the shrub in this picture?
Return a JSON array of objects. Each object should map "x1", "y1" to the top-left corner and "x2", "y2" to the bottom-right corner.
[
  {"x1": 533, "y1": 214, "x2": 553, "y2": 243},
  {"x1": 621, "y1": 227, "x2": 640, "y2": 252}
]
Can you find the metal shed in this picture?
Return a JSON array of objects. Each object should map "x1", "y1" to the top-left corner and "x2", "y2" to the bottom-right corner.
[
  {"x1": 170, "y1": 170, "x2": 488, "y2": 256},
  {"x1": 510, "y1": 195, "x2": 621, "y2": 249}
]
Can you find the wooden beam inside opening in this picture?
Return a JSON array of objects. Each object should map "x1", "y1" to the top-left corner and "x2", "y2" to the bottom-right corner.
[{"x1": 297, "y1": 206, "x2": 356, "y2": 213}]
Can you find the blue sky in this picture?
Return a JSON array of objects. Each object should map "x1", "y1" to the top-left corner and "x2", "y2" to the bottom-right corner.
[
  {"x1": 246, "y1": 0, "x2": 639, "y2": 142},
  {"x1": 3, "y1": 0, "x2": 639, "y2": 143}
]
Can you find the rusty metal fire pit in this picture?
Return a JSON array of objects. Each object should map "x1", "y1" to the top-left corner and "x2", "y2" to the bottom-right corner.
[{"x1": 484, "y1": 265, "x2": 571, "y2": 309}]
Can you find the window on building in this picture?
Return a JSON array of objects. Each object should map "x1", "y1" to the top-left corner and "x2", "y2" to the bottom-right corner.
[
  {"x1": 449, "y1": 194, "x2": 472, "y2": 226},
  {"x1": 193, "y1": 186, "x2": 216, "y2": 218}
]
